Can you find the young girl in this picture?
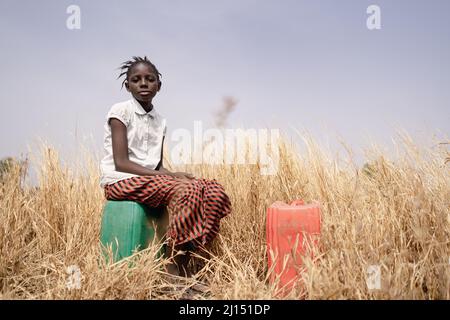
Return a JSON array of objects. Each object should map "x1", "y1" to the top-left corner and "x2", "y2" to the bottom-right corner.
[{"x1": 100, "y1": 56, "x2": 231, "y2": 278}]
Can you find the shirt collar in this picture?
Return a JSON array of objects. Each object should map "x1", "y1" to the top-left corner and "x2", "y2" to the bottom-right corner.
[{"x1": 131, "y1": 96, "x2": 156, "y2": 118}]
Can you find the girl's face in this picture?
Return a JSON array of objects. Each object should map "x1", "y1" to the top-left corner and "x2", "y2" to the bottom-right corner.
[{"x1": 125, "y1": 63, "x2": 161, "y2": 103}]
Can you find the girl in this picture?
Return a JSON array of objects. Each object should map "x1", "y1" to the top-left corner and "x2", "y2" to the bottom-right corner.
[{"x1": 100, "y1": 56, "x2": 231, "y2": 278}]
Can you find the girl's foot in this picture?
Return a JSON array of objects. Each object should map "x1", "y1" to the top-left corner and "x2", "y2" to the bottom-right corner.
[{"x1": 190, "y1": 281, "x2": 210, "y2": 294}]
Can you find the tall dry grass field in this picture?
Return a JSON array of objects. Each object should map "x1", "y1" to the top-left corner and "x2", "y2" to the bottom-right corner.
[{"x1": 0, "y1": 133, "x2": 449, "y2": 299}]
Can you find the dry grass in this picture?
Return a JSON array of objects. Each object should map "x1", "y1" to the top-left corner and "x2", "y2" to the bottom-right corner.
[{"x1": 0, "y1": 132, "x2": 449, "y2": 300}]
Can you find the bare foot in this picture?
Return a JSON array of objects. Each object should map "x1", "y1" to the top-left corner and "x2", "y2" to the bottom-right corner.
[{"x1": 190, "y1": 281, "x2": 210, "y2": 294}]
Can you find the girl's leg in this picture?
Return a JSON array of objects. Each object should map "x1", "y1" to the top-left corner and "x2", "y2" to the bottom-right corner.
[
  {"x1": 163, "y1": 178, "x2": 231, "y2": 246},
  {"x1": 105, "y1": 175, "x2": 231, "y2": 277},
  {"x1": 164, "y1": 242, "x2": 183, "y2": 276},
  {"x1": 163, "y1": 178, "x2": 228, "y2": 277},
  {"x1": 164, "y1": 240, "x2": 193, "y2": 277}
]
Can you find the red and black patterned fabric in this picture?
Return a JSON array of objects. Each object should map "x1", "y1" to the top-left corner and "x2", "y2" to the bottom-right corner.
[{"x1": 104, "y1": 175, "x2": 231, "y2": 246}]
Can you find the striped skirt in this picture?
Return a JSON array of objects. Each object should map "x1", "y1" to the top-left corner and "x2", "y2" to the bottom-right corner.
[{"x1": 104, "y1": 175, "x2": 231, "y2": 247}]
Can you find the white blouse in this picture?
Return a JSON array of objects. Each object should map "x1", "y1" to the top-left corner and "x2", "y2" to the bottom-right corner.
[{"x1": 100, "y1": 97, "x2": 167, "y2": 187}]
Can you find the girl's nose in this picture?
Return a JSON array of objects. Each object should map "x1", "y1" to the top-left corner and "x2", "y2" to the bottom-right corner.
[{"x1": 139, "y1": 79, "x2": 148, "y2": 87}]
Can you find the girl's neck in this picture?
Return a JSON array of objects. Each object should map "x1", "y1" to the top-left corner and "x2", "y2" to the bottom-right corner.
[{"x1": 137, "y1": 99, "x2": 153, "y2": 113}]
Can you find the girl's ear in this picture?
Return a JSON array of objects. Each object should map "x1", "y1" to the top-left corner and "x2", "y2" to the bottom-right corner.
[
  {"x1": 157, "y1": 81, "x2": 162, "y2": 92},
  {"x1": 124, "y1": 80, "x2": 130, "y2": 91}
]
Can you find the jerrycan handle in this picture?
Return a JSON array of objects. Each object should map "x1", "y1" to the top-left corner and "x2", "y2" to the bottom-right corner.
[{"x1": 290, "y1": 199, "x2": 305, "y2": 206}]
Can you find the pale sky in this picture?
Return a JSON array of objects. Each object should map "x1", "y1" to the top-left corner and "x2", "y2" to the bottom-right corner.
[{"x1": 1, "y1": 0, "x2": 449, "y2": 166}]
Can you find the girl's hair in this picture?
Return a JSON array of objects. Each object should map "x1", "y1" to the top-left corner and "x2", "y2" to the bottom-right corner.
[{"x1": 117, "y1": 56, "x2": 162, "y2": 88}]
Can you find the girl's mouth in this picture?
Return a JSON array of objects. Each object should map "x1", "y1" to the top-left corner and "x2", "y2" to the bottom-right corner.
[{"x1": 139, "y1": 91, "x2": 151, "y2": 96}]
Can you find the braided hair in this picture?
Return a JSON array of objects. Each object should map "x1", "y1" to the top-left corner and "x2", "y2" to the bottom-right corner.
[{"x1": 117, "y1": 56, "x2": 161, "y2": 89}]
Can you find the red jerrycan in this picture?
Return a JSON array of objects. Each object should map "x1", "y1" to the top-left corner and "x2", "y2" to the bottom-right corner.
[{"x1": 266, "y1": 199, "x2": 321, "y2": 294}]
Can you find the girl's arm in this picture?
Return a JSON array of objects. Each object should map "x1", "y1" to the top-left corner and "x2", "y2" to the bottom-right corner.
[
  {"x1": 111, "y1": 118, "x2": 193, "y2": 179},
  {"x1": 111, "y1": 118, "x2": 167, "y2": 176}
]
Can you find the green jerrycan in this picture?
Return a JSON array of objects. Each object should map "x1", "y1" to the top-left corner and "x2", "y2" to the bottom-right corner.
[{"x1": 100, "y1": 200, "x2": 167, "y2": 263}]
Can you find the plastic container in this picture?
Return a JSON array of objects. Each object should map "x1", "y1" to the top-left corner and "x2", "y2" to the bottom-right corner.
[
  {"x1": 100, "y1": 200, "x2": 166, "y2": 263},
  {"x1": 266, "y1": 199, "x2": 321, "y2": 294}
]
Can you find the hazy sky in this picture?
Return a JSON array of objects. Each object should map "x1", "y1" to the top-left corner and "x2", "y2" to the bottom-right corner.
[{"x1": 1, "y1": 0, "x2": 449, "y2": 165}]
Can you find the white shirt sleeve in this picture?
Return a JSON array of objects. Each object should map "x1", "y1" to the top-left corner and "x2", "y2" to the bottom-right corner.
[{"x1": 106, "y1": 103, "x2": 130, "y2": 127}]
